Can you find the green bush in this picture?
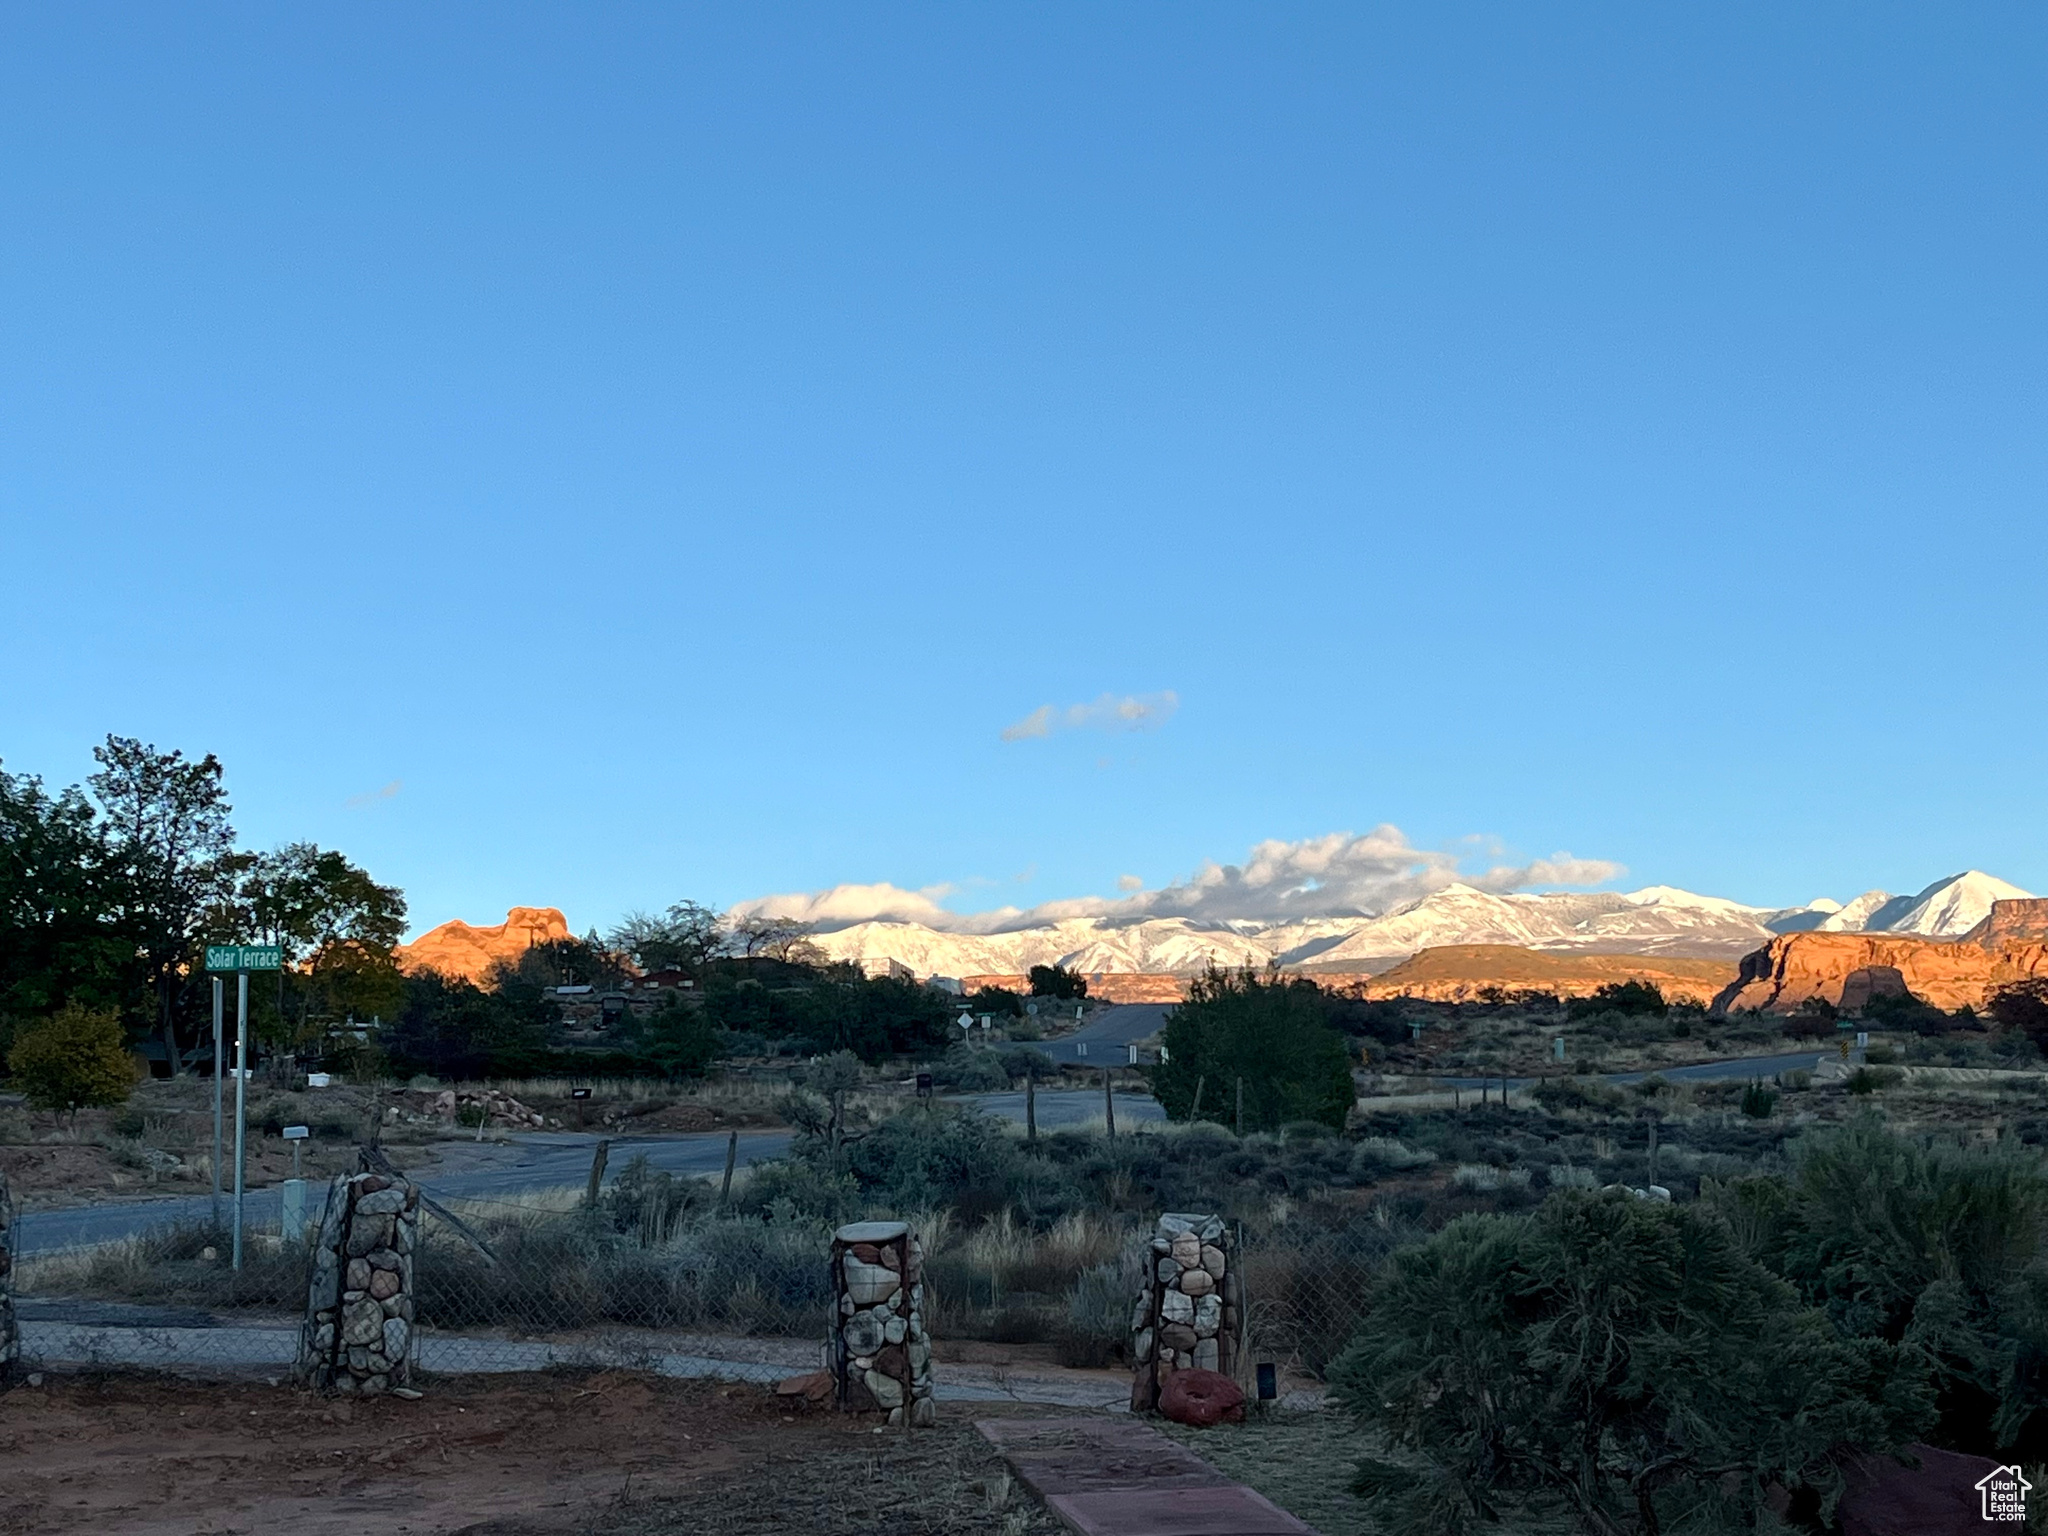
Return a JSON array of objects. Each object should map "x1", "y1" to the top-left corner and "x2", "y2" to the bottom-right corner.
[
  {"x1": 8, "y1": 1003, "x2": 133, "y2": 1113},
  {"x1": 1331, "y1": 1190, "x2": 1930, "y2": 1535},
  {"x1": 1152, "y1": 968, "x2": 1355, "y2": 1132}
]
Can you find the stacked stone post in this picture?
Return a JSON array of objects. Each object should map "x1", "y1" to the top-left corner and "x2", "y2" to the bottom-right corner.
[
  {"x1": 0, "y1": 1168, "x2": 17, "y2": 1384},
  {"x1": 295, "y1": 1171, "x2": 420, "y2": 1395},
  {"x1": 830, "y1": 1220, "x2": 934, "y2": 1426},
  {"x1": 1129, "y1": 1212, "x2": 1238, "y2": 1412}
]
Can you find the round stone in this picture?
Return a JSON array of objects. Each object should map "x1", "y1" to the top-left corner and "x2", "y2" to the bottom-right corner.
[
  {"x1": 864, "y1": 1369, "x2": 904, "y2": 1409},
  {"x1": 1200, "y1": 1244, "x2": 1226, "y2": 1278},
  {"x1": 844, "y1": 1312, "x2": 886, "y2": 1356},
  {"x1": 1170, "y1": 1233, "x2": 1201, "y2": 1268},
  {"x1": 884, "y1": 1315, "x2": 906, "y2": 1345},
  {"x1": 1180, "y1": 1268, "x2": 1215, "y2": 1297}
]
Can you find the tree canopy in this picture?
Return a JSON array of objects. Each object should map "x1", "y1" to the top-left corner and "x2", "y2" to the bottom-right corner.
[{"x1": 1151, "y1": 968, "x2": 1355, "y2": 1131}]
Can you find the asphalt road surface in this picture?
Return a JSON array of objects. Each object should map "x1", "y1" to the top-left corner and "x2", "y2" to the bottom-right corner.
[{"x1": 1035, "y1": 1003, "x2": 1173, "y2": 1065}]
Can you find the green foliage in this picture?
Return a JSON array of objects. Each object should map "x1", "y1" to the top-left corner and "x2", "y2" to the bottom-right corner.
[
  {"x1": 1768, "y1": 1115, "x2": 2048, "y2": 1454},
  {"x1": 0, "y1": 765, "x2": 140, "y2": 1030},
  {"x1": 9, "y1": 1003, "x2": 135, "y2": 1112},
  {"x1": 632, "y1": 996, "x2": 719, "y2": 1080},
  {"x1": 1740, "y1": 1080, "x2": 1779, "y2": 1118},
  {"x1": 1331, "y1": 1190, "x2": 1932, "y2": 1536},
  {"x1": 1991, "y1": 981, "x2": 2048, "y2": 1047},
  {"x1": 384, "y1": 969, "x2": 553, "y2": 1080},
  {"x1": 968, "y1": 985, "x2": 1026, "y2": 1018},
  {"x1": 1027, "y1": 963, "x2": 1088, "y2": 999},
  {"x1": 1566, "y1": 979, "x2": 1668, "y2": 1021},
  {"x1": 1153, "y1": 968, "x2": 1355, "y2": 1132}
]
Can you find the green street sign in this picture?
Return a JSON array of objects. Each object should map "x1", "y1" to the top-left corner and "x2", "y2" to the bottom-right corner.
[{"x1": 206, "y1": 944, "x2": 282, "y2": 972}]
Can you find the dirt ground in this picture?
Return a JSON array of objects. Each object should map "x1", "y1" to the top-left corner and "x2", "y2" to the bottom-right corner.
[{"x1": 0, "y1": 1370, "x2": 1067, "y2": 1536}]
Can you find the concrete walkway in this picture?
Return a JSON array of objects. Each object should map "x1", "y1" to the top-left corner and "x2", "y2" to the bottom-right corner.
[
  {"x1": 17, "y1": 1305, "x2": 1130, "y2": 1409},
  {"x1": 979, "y1": 1415, "x2": 1319, "y2": 1535}
]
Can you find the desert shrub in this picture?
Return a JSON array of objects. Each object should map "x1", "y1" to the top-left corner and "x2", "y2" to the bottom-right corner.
[
  {"x1": 995, "y1": 1042, "x2": 1057, "y2": 1080},
  {"x1": 1846, "y1": 1066, "x2": 1903, "y2": 1096},
  {"x1": 734, "y1": 1157, "x2": 860, "y2": 1222},
  {"x1": 931, "y1": 1045, "x2": 1010, "y2": 1092},
  {"x1": 840, "y1": 1103, "x2": 1022, "y2": 1220},
  {"x1": 1529, "y1": 1076, "x2": 1625, "y2": 1115},
  {"x1": 8, "y1": 1003, "x2": 133, "y2": 1113},
  {"x1": 1740, "y1": 1081, "x2": 1779, "y2": 1118},
  {"x1": 1350, "y1": 1137, "x2": 1436, "y2": 1175},
  {"x1": 1057, "y1": 1254, "x2": 1142, "y2": 1368},
  {"x1": 1331, "y1": 1190, "x2": 1930, "y2": 1536},
  {"x1": 1771, "y1": 1116, "x2": 2048, "y2": 1455}
]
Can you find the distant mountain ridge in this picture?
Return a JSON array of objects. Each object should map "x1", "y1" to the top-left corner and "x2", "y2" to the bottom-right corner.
[{"x1": 799, "y1": 871, "x2": 2033, "y2": 979}]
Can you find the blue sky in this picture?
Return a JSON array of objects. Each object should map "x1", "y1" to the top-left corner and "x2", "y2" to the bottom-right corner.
[{"x1": 2, "y1": 5, "x2": 2042, "y2": 937}]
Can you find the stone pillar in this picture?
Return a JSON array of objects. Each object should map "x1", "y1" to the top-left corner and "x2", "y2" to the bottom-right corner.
[
  {"x1": 1130, "y1": 1212, "x2": 1236, "y2": 1412},
  {"x1": 296, "y1": 1170, "x2": 420, "y2": 1395},
  {"x1": 831, "y1": 1220, "x2": 934, "y2": 1426},
  {"x1": 0, "y1": 1168, "x2": 17, "y2": 1384}
]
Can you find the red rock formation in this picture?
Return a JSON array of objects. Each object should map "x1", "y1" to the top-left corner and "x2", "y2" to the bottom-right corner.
[
  {"x1": 394, "y1": 907, "x2": 572, "y2": 984},
  {"x1": 1714, "y1": 901, "x2": 2048, "y2": 1014}
]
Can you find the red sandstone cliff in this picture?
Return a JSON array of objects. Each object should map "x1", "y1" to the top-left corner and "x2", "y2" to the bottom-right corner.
[
  {"x1": 394, "y1": 907, "x2": 572, "y2": 984},
  {"x1": 1713, "y1": 899, "x2": 2048, "y2": 1014}
]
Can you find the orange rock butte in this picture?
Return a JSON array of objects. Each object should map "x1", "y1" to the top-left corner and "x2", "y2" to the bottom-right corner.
[
  {"x1": 1713, "y1": 899, "x2": 2048, "y2": 1014},
  {"x1": 395, "y1": 907, "x2": 572, "y2": 984}
]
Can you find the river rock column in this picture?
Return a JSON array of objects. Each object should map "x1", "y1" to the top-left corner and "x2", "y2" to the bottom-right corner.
[
  {"x1": 831, "y1": 1220, "x2": 934, "y2": 1426},
  {"x1": 1130, "y1": 1212, "x2": 1236, "y2": 1412},
  {"x1": 295, "y1": 1171, "x2": 420, "y2": 1395},
  {"x1": 0, "y1": 1168, "x2": 17, "y2": 1384}
]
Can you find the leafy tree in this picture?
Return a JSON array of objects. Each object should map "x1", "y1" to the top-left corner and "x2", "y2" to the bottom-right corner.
[
  {"x1": 0, "y1": 765, "x2": 137, "y2": 1034},
  {"x1": 1332, "y1": 1190, "x2": 1931, "y2": 1536},
  {"x1": 1028, "y1": 963, "x2": 1088, "y2": 1000},
  {"x1": 89, "y1": 736, "x2": 240, "y2": 1073},
  {"x1": 384, "y1": 970, "x2": 552, "y2": 1080},
  {"x1": 799, "y1": 970, "x2": 954, "y2": 1061},
  {"x1": 1152, "y1": 968, "x2": 1354, "y2": 1131},
  {"x1": 1990, "y1": 981, "x2": 2048, "y2": 1048},
  {"x1": 238, "y1": 842, "x2": 408, "y2": 1041},
  {"x1": 607, "y1": 901, "x2": 730, "y2": 976},
  {"x1": 730, "y1": 914, "x2": 823, "y2": 964},
  {"x1": 8, "y1": 1003, "x2": 135, "y2": 1114},
  {"x1": 632, "y1": 996, "x2": 718, "y2": 1080},
  {"x1": 966, "y1": 984, "x2": 1026, "y2": 1018}
]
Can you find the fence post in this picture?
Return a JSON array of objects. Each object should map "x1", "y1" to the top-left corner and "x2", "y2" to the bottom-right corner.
[
  {"x1": 1103, "y1": 1069, "x2": 1115, "y2": 1138},
  {"x1": 584, "y1": 1139, "x2": 610, "y2": 1209},
  {"x1": 719, "y1": 1130, "x2": 738, "y2": 1204},
  {"x1": 1234, "y1": 1076, "x2": 1243, "y2": 1137},
  {"x1": 1025, "y1": 1074, "x2": 1036, "y2": 1144},
  {"x1": 1190, "y1": 1075, "x2": 1205, "y2": 1122},
  {"x1": 0, "y1": 1167, "x2": 17, "y2": 1385}
]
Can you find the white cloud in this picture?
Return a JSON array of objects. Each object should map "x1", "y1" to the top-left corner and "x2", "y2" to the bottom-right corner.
[
  {"x1": 731, "y1": 827, "x2": 1624, "y2": 934},
  {"x1": 1001, "y1": 691, "x2": 1179, "y2": 742},
  {"x1": 345, "y1": 779, "x2": 402, "y2": 809}
]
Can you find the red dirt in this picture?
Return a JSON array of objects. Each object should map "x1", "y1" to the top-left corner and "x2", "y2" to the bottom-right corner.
[{"x1": 0, "y1": 1370, "x2": 1063, "y2": 1536}]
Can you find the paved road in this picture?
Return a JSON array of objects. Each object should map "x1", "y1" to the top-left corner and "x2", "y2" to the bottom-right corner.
[
  {"x1": 1036, "y1": 1003, "x2": 1173, "y2": 1065},
  {"x1": 1436, "y1": 1050, "x2": 1832, "y2": 1092},
  {"x1": 953, "y1": 1088, "x2": 1166, "y2": 1131}
]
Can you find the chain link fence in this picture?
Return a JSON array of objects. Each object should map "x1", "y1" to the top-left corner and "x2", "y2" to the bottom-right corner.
[{"x1": 9, "y1": 1173, "x2": 1378, "y2": 1412}]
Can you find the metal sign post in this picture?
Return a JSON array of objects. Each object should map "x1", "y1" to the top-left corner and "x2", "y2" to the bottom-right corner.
[
  {"x1": 206, "y1": 946, "x2": 281, "y2": 1274},
  {"x1": 233, "y1": 970, "x2": 248, "y2": 1270},
  {"x1": 211, "y1": 976, "x2": 224, "y2": 1228}
]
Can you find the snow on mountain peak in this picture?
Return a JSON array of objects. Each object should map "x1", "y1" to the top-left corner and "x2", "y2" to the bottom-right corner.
[{"x1": 1886, "y1": 871, "x2": 2034, "y2": 937}]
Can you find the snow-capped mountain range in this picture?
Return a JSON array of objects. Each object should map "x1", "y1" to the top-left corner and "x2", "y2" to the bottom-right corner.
[{"x1": 803, "y1": 871, "x2": 2034, "y2": 979}]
